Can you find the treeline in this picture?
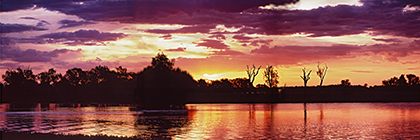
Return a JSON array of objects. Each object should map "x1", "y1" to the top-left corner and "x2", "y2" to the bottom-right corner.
[
  {"x1": 0, "y1": 53, "x2": 273, "y2": 107},
  {"x1": 1, "y1": 53, "x2": 419, "y2": 108}
]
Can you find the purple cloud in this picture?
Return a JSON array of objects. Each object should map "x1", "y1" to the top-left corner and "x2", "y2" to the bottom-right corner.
[
  {"x1": 37, "y1": 29, "x2": 126, "y2": 46},
  {"x1": 372, "y1": 38, "x2": 403, "y2": 43},
  {"x1": 58, "y1": 19, "x2": 96, "y2": 29},
  {"x1": 0, "y1": 45, "x2": 80, "y2": 62},
  {"x1": 195, "y1": 39, "x2": 230, "y2": 50},
  {"x1": 147, "y1": 25, "x2": 216, "y2": 34},
  {"x1": 0, "y1": 22, "x2": 48, "y2": 34}
]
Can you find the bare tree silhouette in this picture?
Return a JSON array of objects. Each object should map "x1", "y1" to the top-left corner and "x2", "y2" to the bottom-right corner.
[
  {"x1": 263, "y1": 65, "x2": 279, "y2": 88},
  {"x1": 300, "y1": 67, "x2": 311, "y2": 87},
  {"x1": 246, "y1": 64, "x2": 261, "y2": 87},
  {"x1": 316, "y1": 62, "x2": 328, "y2": 86}
]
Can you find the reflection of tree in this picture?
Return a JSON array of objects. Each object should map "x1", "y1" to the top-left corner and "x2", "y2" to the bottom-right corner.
[
  {"x1": 134, "y1": 111, "x2": 193, "y2": 139},
  {"x1": 263, "y1": 65, "x2": 279, "y2": 88}
]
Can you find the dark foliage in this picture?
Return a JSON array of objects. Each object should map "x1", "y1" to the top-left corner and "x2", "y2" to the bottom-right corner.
[{"x1": 382, "y1": 74, "x2": 420, "y2": 86}]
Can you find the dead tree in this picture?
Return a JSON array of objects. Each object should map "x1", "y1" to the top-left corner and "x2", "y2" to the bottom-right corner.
[
  {"x1": 316, "y1": 62, "x2": 328, "y2": 86},
  {"x1": 246, "y1": 64, "x2": 261, "y2": 87},
  {"x1": 264, "y1": 65, "x2": 279, "y2": 88},
  {"x1": 300, "y1": 67, "x2": 311, "y2": 87}
]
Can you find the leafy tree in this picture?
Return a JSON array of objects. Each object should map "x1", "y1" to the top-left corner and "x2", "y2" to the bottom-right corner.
[
  {"x1": 316, "y1": 62, "x2": 328, "y2": 86},
  {"x1": 2, "y1": 67, "x2": 36, "y2": 86},
  {"x1": 246, "y1": 64, "x2": 261, "y2": 87},
  {"x1": 37, "y1": 68, "x2": 60, "y2": 85},
  {"x1": 263, "y1": 65, "x2": 279, "y2": 88},
  {"x1": 382, "y1": 76, "x2": 399, "y2": 86},
  {"x1": 300, "y1": 67, "x2": 311, "y2": 87},
  {"x1": 64, "y1": 68, "x2": 89, "y2": 86},
  {"x1": 406, "y1": 74, "x2": 420, "y2": 86},
  {"x1": 340, "y1": 79, "x2": 351, "y2": 86},
  {"x1": 152, "y1": 52, "x2": 175, "y2": 69},
  {"x1": 397, "y1": 74, "x2": 407, "y2": 86}
]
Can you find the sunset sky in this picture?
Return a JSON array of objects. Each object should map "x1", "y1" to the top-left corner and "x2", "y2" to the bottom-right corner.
[{"x1": 1, "y1": 0, "x2": 419, "y2": 86}]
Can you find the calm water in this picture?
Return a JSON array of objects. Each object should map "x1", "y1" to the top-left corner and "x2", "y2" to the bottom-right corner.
[{"x1": 1, "y1": 103, "x2": 420, "y2": 139}]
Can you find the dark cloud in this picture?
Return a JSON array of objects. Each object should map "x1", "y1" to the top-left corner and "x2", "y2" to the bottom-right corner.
[
  {"x1": 250, "y1": 39, "x2": 273, "y2": 46},
  {"x1": 232, "y1": 34, "x2": 254, "y2": 43},
  {"x1": 159, "y1": 34, "x2": 173, "y2": 40},
  {"x1": 194, "y1": 39, "x2": 230, "y2": 50},
  {"x1": 37, "y1": 29, "x2": 126, "y2": 46},
  {"x1": 0, "y1": 22, "x2": 48, "y2": 34},
  {"x1": 364, "y1": 40, "x2": 420, "y2": 62},
  {"x1": 3, "y1": 0, "x2": 420, "y2": 38},
  {"x1": 0, "y1": 45, "x2": 80, "y2": 62},
  {"x1": 146, "y1": 25, "x2": 216, "y2": 34},
  {"x1": 208, "y1": 34, "x2": 226, "y2": 40},
  {"x1": 19, "y1": 17, "x2": 38, "y2": 20},
  {"x1": 0, "y1": 0, "x2": 34, "y2": 12},
  {"x1": 58, "y1": 19, "x2": 96, "y2": 29},
  {"x1": 165, "y1": 47, "x2": 186, "y2": 52},
  {"x1": 372, "y1": 38, "x2": 403, "y2": 43}
]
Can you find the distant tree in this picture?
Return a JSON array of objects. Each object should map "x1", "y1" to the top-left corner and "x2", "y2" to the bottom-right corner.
[
  {"x1": 263, "y1": 65, "x2": 279, "y2": 88},
  {"x1": 340, "y1": 79, "x2": 351, "y2": 86},
  {"x1": 64, "y1": 68, "x2": 89, "y2": 86},
  {"x1": 382, "y1": 76, "x2": 399, "y2": 86},
  {"x1": 152, "y1": 52, "x2": 175, "y2": 69},
  {"x1": 246, "y1": 64, "x2": 261, "y2": 87},
  {"x1": 397, "y1": 74, "x2": 407, "y2": 86},
  {"x1": 316, "y1": 62, "x2": 328, "y2": 86},
  {"x1": 406, "y1": 74, "x2": 420, "y2": 86},
  {"x1": 300, "y1": 67, "x2": 311, "y2": 87},
  {"x1": 197, "y1": 79, "x2": 208, "y2": 88},
  {"x1": 37, "y1": 68, "x2": 61, "y2": 85},
  {"x1": 2, "y1": 67, "x2": 36, "y2": 86},
  {"x1": 230, "y1": 78, "x2": 251, "y2": 89}
]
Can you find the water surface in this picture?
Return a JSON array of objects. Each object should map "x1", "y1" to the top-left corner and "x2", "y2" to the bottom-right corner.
[{"x1": 1, "y1": 103, "x2": 420, "y2": 139}]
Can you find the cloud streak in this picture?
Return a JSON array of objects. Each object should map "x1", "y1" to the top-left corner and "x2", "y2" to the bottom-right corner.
[{"x1": 37, "y1": 29, "x2": 127, "y2": 46}]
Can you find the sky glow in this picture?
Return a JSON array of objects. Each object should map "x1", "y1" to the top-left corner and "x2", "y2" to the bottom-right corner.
[{"x1": 1, "y1": 0, "x2": 419, "y2": 86}]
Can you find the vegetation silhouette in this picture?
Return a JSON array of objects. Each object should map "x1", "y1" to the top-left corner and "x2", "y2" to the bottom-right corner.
[
  {"x1": 136, "y1": 52, "x2": 197, "y2": 109},
  {"x1": 300, "y1": 67, "x2": 311, "y2": 87},
  {"x1": 1, "y1": 53, "x2": 420, "y2": 107},
  {"x1": 316, "y1": 62, "x2": 328, "y2": 86},
  {"x1": 246, "y1": 64, "x2": 261, "y2": 87},
  {"x1": 263, "y1": 65, "x2": 279, "y2": 88}
]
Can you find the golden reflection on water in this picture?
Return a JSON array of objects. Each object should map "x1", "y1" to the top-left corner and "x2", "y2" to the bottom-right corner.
[
  {"x1": 1, "y1": 103, "x2": 420, "y2": 139},
  {"x1": 180, "y1": 103, "x2": 420, "y2": 139}
]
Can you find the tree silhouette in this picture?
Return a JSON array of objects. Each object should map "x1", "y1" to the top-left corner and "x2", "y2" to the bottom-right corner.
[
  {"x1": 246, "y1": 64, "x2": 261, "y2": 87},
  {"x1": 300, "y1": 67, "x2": 311, "y2": 87},
  {"x1": 37, "y1": 68, "x2": 60, "y2": 85},
  {"x1": 340, "y1": 79, "x2": 351, "y2": 86},
  {"x1": 64, "y1": 68, "x2": 89, "y2": 86},
  {"x1": 263, "y1": 65, "x2": 279, "y2": 88},
  {"x1": 397, "y1": 74, "x2": 407, "y2": 86},
  {"x1": 152, "y1": 52, "x2": 175, "y2": 69},
  {"x1": 406, "y1": 74, "x2": 420, "y2": 86},
  {"x1": 316, "y1": 62, "x2": 328, "y2": 86}
]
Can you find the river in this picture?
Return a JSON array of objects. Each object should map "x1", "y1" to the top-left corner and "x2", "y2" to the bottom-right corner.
[{"x1": 1, "y1": 103, "x2": 420, "y2": 139}]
